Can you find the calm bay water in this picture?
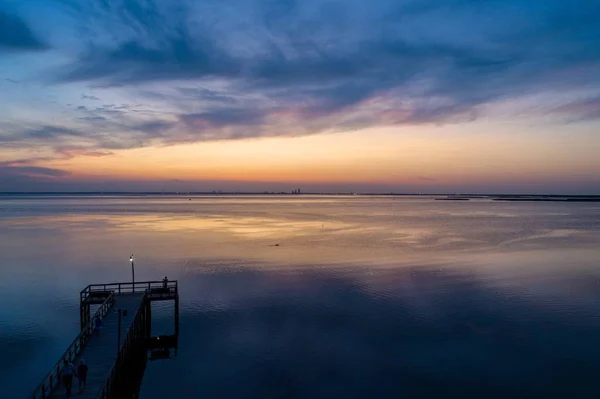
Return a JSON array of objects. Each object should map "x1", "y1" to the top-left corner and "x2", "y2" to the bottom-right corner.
[{"x1": 1, "y1": 195, "x2": 600, "y2": 398}]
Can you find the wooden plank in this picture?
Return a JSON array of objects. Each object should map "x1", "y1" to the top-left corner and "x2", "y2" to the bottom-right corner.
[{"x1": 46, "y1": 294, "x2": 144, "y2": 399}]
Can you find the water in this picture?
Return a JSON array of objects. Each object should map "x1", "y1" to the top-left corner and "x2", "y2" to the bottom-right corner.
[{"x1": 1, "y1": 195, "x2": 600, "y2": 398}]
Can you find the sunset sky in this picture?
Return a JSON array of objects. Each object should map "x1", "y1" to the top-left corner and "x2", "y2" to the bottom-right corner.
[{"x1": 1, "y1": 0, "x2": 599, "y2": 193}]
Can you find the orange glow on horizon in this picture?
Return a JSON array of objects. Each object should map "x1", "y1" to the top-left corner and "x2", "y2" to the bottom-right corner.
[{"x1": 38, "y1": 124, "x2": 600, "y2": 186}]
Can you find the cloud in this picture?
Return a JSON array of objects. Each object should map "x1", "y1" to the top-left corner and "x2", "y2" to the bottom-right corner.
[
  {"x1": 2, "y1": 0, "x2": 600, "y2": 164},
  {"x1": 77, "y1": 116, "x2": 107, "y2": 122},
  {"x1": 22, "y1": 126, "x2": 83, "y2": 140},
  {"x1": 55, "y1": 147, "x2": 113, "y2": 158},
  {"x1": 177, "y1": 87, "x2": 237, "y2": 104},
  {"x1": 51, "y1": 0, "x2": 599, "y2": 130},
  {"x1": 0, "y1": 163, "x2": 70, "y2": 178},
  {"x1": 0, "y1": 166, "x2": 69, "y2": 191},
  {"x1": 0, "y1": 11, "x2": 48, "y2": 52},
  {"x1": 0, "y1": 118, "x2": 176, "y2": 155},
  {"x1": 94, "y1": 108, "x2": 125, "y2": 115},
  {"x1": 552, "y1": 96, "x2": 600, "y2": 121},
  {"x1": 180, "y1": 109, "x2": 265, "y2": 129},
  {"x1": 82, "y1": 151, "x2": 113, "y2": 157}
]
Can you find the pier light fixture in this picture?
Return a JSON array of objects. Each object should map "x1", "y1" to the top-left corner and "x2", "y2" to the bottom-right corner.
[{"x1": 130, "y1": 254, "x2": 135, "y2": 287}]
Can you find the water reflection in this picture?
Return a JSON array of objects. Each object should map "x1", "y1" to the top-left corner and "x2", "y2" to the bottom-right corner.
[
  {"x1": 141, "y1": 262, "x2": 600, "y2": 398},
  {"x1": 3, "y1": 209, "x2": 600, "y2": 257},
  {"x1": 1, "y1": 197, "x2": 600, "y2": 398}
]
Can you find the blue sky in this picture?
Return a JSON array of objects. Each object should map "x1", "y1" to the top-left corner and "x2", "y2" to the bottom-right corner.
[{"x1": 1, "y1": 0, "x2": 599, "y2": 193}]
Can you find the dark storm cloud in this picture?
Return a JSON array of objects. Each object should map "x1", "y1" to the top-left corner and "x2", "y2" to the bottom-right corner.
[{"x1": 0, "y1": 11, "x2": 48, "y2": 52}]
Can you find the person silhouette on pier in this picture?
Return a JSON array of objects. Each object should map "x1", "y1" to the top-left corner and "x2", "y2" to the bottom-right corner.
[
  {"x1": 162, "y1": 276, "x2": 169, "y2": 289},
  {"x1": 94, "y1": 315, "x2": 103, "y2": 335},
  {"x1": 61, "y1": 359, "x2": 77, "y2": 397},
  {"x1": 77, "y1": 359, "x2": 88, "y2": 394}
]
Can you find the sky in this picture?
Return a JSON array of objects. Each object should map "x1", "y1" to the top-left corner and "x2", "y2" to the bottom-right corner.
[{"x1": 0, "y1": 0, "x2": 599, "y2": 193}]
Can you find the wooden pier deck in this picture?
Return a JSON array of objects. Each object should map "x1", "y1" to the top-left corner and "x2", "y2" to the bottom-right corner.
[
  {"x1": 31, "y1": 281, "x2": 179, "y2": 399},
  {"x1": 47, "y1": 294, "x2": 144, "y2": 398}
]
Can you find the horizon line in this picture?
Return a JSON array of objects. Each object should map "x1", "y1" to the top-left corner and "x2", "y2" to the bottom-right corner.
[{"x1": 1, "y1": 192, "x2": 600, "y2": 197}]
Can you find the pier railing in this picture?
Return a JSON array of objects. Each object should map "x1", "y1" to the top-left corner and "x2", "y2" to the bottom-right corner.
[
  {"x1": 31, "y1": 292, "x2": 116, "y2": 399},
  {"x1": 81, "y1": 280, "x2": 178, "y2": 301},
  {"x1": 96, "y1": 294, "x2": 151, "y2": 398}
]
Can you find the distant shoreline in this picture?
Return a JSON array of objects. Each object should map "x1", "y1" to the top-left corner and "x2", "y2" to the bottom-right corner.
[{"x1": 1, "y1": 192, "x2": 599, "y2": 201}]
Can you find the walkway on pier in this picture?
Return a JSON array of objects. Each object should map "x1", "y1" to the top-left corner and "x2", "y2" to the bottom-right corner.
[
  {"x1": 47, "y1": 294, "x2": 144, "y2": 399},
  {"x1": 31, "y1": 280, "x2": 179, "y2": 399}
]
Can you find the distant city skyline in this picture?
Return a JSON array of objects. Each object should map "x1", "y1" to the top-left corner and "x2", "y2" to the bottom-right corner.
[{"x1": 1, "y1": 0, "x2": 599, "y2": 194}]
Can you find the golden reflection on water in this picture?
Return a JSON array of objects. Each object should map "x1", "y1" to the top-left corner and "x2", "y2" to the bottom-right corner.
[
  {"x1": 113, "y1": 214, "x2": 352, "y2": 238},
  {"x1": 5, "y1": 212, "x2": 600, "y2": 254},
  {"x1": 6, "y1": 213, "x2": 352, "y2": 239},
  {"x1": 3, "y1": 199, "x2": 600, "y2": 271}
]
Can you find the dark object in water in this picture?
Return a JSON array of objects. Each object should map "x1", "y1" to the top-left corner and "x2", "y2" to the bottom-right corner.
[
  {"x1": 147, "y1": 335, "x2": 177, "y2": 349},
  {"x1": 147, "y1": 334, "x2": 178, "y2": 360}
]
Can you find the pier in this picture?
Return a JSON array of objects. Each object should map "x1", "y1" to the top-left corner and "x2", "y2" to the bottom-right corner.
[{"x1": 31, "y1": 280, "x2": 180, "y2": 399}]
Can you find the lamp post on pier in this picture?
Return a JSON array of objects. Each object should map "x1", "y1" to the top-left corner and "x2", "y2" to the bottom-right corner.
[{"x1": 130, "y1": 254, "x2": 135, "y2": 287}]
